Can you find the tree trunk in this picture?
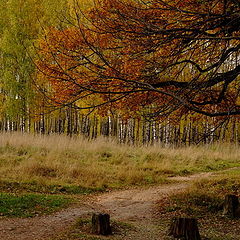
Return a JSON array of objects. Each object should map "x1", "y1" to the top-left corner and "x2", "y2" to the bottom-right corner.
[
  {"x1": 169, "y1": 217, "x2": 201, "y2": 240},
  {"x1": 223, "y1": 194, "x2": 240, "y2": 218},
  {"x1": 92, "y1": 213, "x2": 112, "y2": 235}
]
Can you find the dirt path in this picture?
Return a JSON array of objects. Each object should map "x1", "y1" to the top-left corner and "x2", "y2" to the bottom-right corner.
[
  {"x1": 0, "y1": 172, "x2": 214, "y2": 240},
  {"x1": 94, "y1": 182, "x2": 189, "y2": 221}
]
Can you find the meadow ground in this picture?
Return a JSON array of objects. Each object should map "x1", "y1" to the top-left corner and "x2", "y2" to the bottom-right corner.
[
  {"x1": 0, "y1": 132, "x2": 239, "y2": 190},
  {"x1": 0, "y1": 132, "x2": 239, "y2": 239}
]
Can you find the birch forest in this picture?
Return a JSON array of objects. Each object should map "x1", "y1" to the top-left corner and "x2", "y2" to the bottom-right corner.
[{"x1": 0, "y1": 0, "x2": 239, "y2": 145}]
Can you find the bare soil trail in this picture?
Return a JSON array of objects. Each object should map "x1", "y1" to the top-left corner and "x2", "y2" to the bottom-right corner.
[{"x1": 0, "y1": 172, "x2": 215, "y2": 240}]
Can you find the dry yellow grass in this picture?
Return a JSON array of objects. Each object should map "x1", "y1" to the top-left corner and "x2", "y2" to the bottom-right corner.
[{"x1": 0, "y1": 132, "x2": 239, "y2": 190}]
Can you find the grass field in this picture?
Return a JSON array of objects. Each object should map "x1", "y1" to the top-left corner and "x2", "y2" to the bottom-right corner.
[
  {"x1": 0, "y1": 132, "x2": 239, "y2": 239},
  {"x1": 0, "y1": 132, "x2": 239, "y2": 192}
]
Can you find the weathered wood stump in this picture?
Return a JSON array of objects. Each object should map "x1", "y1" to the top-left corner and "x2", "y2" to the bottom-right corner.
[
  {"x1": 169, "y1": 217, "x2": 201, "y2": 240},
  {"x1": 92, "y1": 213, "x2": 112, "y2": 235},
  {"x1": 223, "y1": 194, "x2": 240, "y2": 218}
]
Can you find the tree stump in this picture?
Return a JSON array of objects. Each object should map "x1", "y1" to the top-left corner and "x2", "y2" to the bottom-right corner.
[
  {"x1": 92, "y1": 213, "x2": 112, "y2": 235},
  {"x1": 223, "y1": 194, "x2": 240, "y2": 218},
  {"x1": 169, "y1": 217, "x2": 201, "y2": 240}
]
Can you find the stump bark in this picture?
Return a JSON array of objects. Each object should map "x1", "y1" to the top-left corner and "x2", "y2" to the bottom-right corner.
[
  {"x1": 169, "y1": 217, "x2": 201, "y2": 240},
  {"x1": 223, "y1": 194, "x2": 240, "y2": 218},
  {"x1": 92, "y1": 213, "x2": 112, "y2": 235}
]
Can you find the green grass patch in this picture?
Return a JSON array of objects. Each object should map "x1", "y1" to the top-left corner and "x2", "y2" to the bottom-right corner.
[
  {"x1": 0, "y1": 180, "x2": 105, "y2": 195},
  {"x1": 0, "y1": 193, "x2": 70, "y2": 217}
]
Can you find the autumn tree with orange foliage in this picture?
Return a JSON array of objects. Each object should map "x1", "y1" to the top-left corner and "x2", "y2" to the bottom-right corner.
[{"x1": 37, "y1": 0, "x2": 240, "y2": 120}]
